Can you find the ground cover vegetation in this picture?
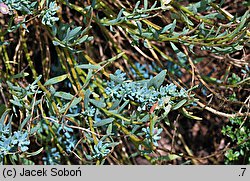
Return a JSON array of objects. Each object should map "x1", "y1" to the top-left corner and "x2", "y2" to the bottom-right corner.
[{"x1": 0, "y1": 0, "x2": 249, "y2": 165}]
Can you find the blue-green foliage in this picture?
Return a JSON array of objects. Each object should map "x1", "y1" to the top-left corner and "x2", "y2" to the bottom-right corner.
[
  {"x1": 131, "y1": 62, "x2": 151, "y2": 79},
  {"x1": 92, "y1": 141, "x2": 113, "y2": 159},
  {"x1": 75, "y1": 69, "x2": 195, "y2": 159},
  {"x1": 0, "y1": 0, "x2": 59, "y2": 31},
  {"x1": 1, "y1": 0, "x2": 248, "y2": 165},
  {"x1": 52, "y1": 23, "x2": 94, "y2": 50},
  {"x1": 1, "y1": 0, "x2": 37, "y2": 14},
  {"x1": 12, "y1": 131, "x2": 30, "y2": 152},
  {"x1": 56, "y1": 122, "x2": 76, "y2": 153},
  {"x1": 84, "y1": 135, "x2": 120, "y2": 161},
  {"x1": 82, "y1": 106, "x2": 96, "y2": 117},
  {"x1": 42, "y1": 147, "x2": 61, "y2": 165},
  {"x1": 41, "y1": 1, "x2": 59, "y2": 27},
  {"x1": 0, "y1": 112, "x2": 30, "y2": 161},
  {"x1": 7, "y1": 76, "x2": 42, "y2": 115},
  {"x1": 105, "y1": 69, "x2": 191, "y2": 111},
  {"x1": 130, "y1": 62, "x2": 164, "y2": 79},
  {"x1": 142, "y1": 127, "x2": 163, "y2": 147}
]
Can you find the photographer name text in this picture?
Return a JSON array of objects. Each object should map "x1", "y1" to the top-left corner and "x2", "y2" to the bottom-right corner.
[{"x1": 2, "y1": 167, "x2": 82, "y2": 178}]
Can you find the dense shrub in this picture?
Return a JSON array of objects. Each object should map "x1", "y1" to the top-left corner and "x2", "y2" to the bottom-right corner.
[{"x1": 0, "y1": 0, "x2": 249, "y2": 164}]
